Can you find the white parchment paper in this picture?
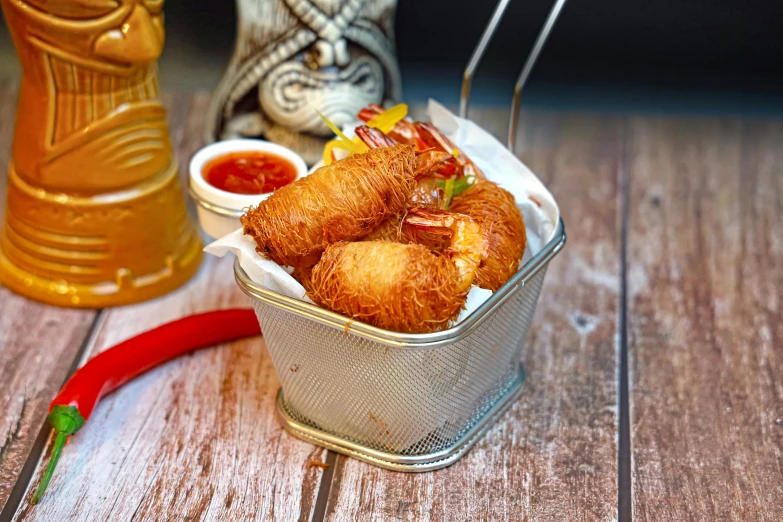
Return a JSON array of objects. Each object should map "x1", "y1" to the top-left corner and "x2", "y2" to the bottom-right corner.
[{"x1": 205, "y1": 100, "x2": 560, "y2": 324}]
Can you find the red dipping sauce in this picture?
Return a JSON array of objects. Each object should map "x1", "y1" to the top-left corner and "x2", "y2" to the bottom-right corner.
[{"x1": 203, "y1": 151, "x2": 298, "y2": 194}]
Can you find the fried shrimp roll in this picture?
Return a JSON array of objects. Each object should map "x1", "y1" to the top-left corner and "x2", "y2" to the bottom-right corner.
[
  {"x1": 241, "y1": 145, "x2": 416, "y2": 267},
  {"x1": 449, "y1": 181, "x2": 527, "y2": 291},
  {"x1": 308, "y1": 209, "x2": 488, "y2": 333}
]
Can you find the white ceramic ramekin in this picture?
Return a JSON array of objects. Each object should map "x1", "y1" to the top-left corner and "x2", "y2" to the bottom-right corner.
[{"x1": 189, "y1": 139, "x2": 308, "y2": 239}]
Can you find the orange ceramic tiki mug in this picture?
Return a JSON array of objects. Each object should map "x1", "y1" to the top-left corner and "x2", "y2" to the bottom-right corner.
[{"x1": 0, "y1": 0, "x2": 202, "y2": 307}]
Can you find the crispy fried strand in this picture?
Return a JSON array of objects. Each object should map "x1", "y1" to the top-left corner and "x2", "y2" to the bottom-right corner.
[
  {"x1": 308, "y1": 242, "x2": 467, "y2": 333},
  {"x1": 449, "y1": 181, "x2": 527, "y2": 291},
  {"x1": 241, "y1": 145, "x2": 416, "y2": 267},
  {"x1": 362, "y1": 213, "x2": 407, "y2": 242},
  {"x1": 291, "y1": 266, "x2": 313, "y2": 292}
]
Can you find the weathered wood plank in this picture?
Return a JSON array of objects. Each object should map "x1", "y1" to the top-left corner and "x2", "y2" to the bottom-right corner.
[
  {"x1": 628, "y1": 117, "x2": 783, "y2": 521},
  {"x1": 13, "y1": 92, "x2": 325, "y2": 522},
  {"x1": 0, "y1": 82, "x2": 98, "y2": 513},
  {"x1": 0, "y1": 287, "x2": 97, "y2": 514},
  {"x1": 323, "y1": 112, "x2": 622, "y2": 521}
]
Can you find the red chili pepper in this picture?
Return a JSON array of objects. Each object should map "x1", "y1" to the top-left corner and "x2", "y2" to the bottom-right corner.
[{"x1": 32, "y1": 308, "x2": 261, "y2": 504}]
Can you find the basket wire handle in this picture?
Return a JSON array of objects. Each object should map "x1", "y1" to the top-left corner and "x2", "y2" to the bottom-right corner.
[
  {"x1": 459, "y1": 0, "x2": 513, "y2": 120},
  {"x1": 508, "y1": 0, "x2": 569, "y2": 152},
  {"x1": 458, "y1": 0, "x2": 570, "y2": 153}
]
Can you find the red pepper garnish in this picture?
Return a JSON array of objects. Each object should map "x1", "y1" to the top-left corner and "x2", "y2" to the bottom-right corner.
[{"x1": 32, "y1": 308, "x2": 261, "y2": 504}]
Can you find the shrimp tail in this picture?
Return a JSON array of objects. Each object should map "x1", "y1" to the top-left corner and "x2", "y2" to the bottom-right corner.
[
  {"x1": 449, "y1": 181, "x2": 527, "y2": 291},
  {"x1": 403, "y1": 208, "x2": 488, "y2": 294},
  {"x1": 354, "y1": 125, "x2": 397, "y2": 148},
  {"x1": 402, "y1": 208, "x2": 454, "y2": 237}
]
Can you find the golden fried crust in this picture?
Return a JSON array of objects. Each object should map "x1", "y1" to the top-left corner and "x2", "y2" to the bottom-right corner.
[
  {"x1": 291, "y1": 265, "x2": 313, "y2": 292},
  {"x1": 361, "y1": 212, "x2": 406, "y2": 242},
  {"x1": 449, "y1": 181, "x2": 527, "y2": 291},
  {"x1": 308, "y1": 241, "x2": 466, "y2": 333},
  {"x1": 241, "y1": 145, "x2": 416, "y2": 267}
]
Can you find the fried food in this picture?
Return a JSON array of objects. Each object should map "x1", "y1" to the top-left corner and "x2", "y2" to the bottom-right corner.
[
  {"x1": 246, "y1": 104, "x2": 531, "y2": 332},
  {"x1": 403, "y1": 208, "x2": 488, "y2": 294},
  {"x1": 361, "y1": 206, "x2": 450, "y2": 251},
  {"x1": 414, "y1": 121, "x2": 485, "y2": 180},
  {"x1": 357, "y1": 107, "x2": 485, "y2": 180},
  {"x1": 309, "y1": 242, "x2": 461, "y2": 332},
  {"x1": 291, "y1": 266, "x2": 314, "y2": 292},
  {"x1": 241, "y1": 145, "x2": 416, "y2": 267},
  {"x1": 354, "y1": 125, "x2": 451, "y2": 180},
  {"x1": 362, "y1": 212, "x2": 406, "y2": 242},
  {"x1": 449, "y1": 181, "x2": 527, "y2": 291},
  {"x1": 308, "y1": 209, "x2": 487, "y2": 333}
]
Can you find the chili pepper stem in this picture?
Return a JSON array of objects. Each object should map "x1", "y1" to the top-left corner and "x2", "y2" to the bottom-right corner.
[
  {"x1": 32, "y1": 432, "x2": 68, "y2": 504},
  {"x1": 31, "y1": 405, "x2": 86, "y2": 504}
]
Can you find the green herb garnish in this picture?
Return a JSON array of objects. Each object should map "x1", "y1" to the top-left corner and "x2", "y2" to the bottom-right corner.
[{"x1": 438, "y1": 174, "x2": 476, "y2": 209}]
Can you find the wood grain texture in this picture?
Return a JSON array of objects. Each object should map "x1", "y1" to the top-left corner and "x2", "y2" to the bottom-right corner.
[
  {"x1": 12, "y1": 92, "x2": 325, "y2": 522},
  {"x1": 0, "y1": 282, "x2": 96, "y2": 514},
  {"x1": 0, "y1": 82, "x2": 98, "y2": 513},
  {"x1": 322, "y1": 112, "x2": 622, "y2": 521},
  {"x1": 628, "y1": 118, "x2": 783, "y2": 521}
]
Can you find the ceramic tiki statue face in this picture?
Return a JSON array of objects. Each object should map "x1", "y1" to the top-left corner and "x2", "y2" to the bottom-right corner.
[
  {"x1": 0, "y1": 0, "x2": 202, "y2": 307},
  {"x1": 207, "y1": 0, "x2": 402, "y2": 165}
]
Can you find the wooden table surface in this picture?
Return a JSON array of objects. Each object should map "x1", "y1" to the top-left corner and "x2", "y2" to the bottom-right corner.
[{"x1": 0, "y1": 85, "x2": 781, "y2": 522}]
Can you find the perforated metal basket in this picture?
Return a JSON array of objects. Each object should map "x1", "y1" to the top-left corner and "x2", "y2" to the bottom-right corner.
[
  {"x1": 234, "y1": 0, "x2": 569, "y2": 470},
  {"x1": 235, "y1": 219, "x2": 565, "y2": 471}
]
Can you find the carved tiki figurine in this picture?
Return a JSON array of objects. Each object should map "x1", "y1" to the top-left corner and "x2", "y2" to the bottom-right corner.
[
  {"x1": 0, "y1": 0, "x2": 202, "y2": 307},
  {"x1": 207, "y1": 0, "x2": 402, "y2": 165}
]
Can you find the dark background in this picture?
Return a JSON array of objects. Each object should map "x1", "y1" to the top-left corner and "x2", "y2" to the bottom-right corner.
[{"x1": 2, "y1": 0, "x2": 782, "y2": 115}]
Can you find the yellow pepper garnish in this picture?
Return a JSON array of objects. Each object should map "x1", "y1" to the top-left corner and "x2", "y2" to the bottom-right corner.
[
  {"x1": 319, "y1": 110, "x2": 362, "y2": 165},
  {"x1": 367, "y1": 103, "x2": 408, "y2": 134},
  {"x1": 320, "y1": 104, "x2": 409, "y2": 165},
  {"x1": 318, "y1": 111, "x2": 357, "y2": 149},
  {"x1": 323, "y1": 139, "x2": 351, "y2": 165}
]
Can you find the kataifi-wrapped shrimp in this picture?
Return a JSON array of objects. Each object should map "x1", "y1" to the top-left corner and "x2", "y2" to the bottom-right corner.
[
  {"x1": 241, "y1": 145, "x2": 416, "y2": 267},
  {"x1": 449, "y1": 181, "x2": 527, "y2": 291},
  {"x1": 353, "y1": 125, "x2": 452, "y2": 245},
  {"x1": 352, "y1": 124, "x2": 526, "y2": 290},
  {"x1": 307, "y1": 208, "x2": 488, "y2": 333},
  {"x1": 355, "y1": 125, "x2": 457, "y2": 209}
]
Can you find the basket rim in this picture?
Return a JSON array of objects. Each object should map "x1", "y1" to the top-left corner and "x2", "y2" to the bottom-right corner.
[{"x1": 235, "y1": 218, "x2": 566, "y2": 348}]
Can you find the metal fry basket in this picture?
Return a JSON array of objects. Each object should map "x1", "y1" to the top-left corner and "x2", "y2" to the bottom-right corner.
[{"x1": 234, "y1": 0, "x2": 569, "y2": 471}]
